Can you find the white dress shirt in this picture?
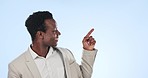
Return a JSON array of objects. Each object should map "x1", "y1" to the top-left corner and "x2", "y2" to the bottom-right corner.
[{"x1": 29, "y1": 46, "x2": 65, "y2": 78}]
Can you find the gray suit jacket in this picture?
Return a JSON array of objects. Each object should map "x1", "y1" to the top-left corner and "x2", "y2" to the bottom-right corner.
[{"x1": 8, "y1": 47, "x2": 97, "y2": 78}]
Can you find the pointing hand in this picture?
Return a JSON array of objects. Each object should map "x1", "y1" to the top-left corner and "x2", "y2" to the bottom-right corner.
[{"x1": 82, "y1": 28, "x2": 96, "y2": 51}]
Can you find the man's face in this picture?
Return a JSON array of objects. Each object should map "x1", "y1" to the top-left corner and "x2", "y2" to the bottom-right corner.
[{"x1": 42, "y1": 19, "x2": 61, "y2": 47}]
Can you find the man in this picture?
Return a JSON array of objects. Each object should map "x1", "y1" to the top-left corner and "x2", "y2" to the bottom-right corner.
[{"x1": 8, "y1": 11, "x2": 98, "y2": 78}]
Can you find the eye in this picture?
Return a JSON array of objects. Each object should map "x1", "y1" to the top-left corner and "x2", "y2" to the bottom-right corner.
[
  {"x1": 52, "y1": 27, "x2": 58, "y2": 34},
  {"x1": 52, "y1": 30, "x2": 58, "y2": 33}
]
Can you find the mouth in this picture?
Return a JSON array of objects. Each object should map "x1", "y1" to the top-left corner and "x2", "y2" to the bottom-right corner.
[{"x1": 55, "y1": 38, "x2": 58, "y2": 42}]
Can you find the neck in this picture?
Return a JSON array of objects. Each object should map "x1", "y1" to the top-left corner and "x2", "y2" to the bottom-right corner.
[{"x1": 31, "y1": 43, "x2": 50, "y2": 58}]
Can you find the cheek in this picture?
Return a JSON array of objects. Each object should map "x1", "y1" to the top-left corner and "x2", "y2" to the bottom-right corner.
[
  {"x1": 50, "y1": 37, "x2": 55, "y2": 41},
  {"x1": 45, "y1": 33, "x2": 54, "y2": 39},
  {"x1": 47, "y1": 36, "x2": 55, "y2": 43}
]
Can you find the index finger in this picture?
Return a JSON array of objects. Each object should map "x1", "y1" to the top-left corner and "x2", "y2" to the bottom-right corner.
[{"x1": 85, "y1": 28, "x2": 94, "y2": 37}]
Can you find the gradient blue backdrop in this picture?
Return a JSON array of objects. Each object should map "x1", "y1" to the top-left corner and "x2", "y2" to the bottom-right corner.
[{"x1": 0, "y1": 0, "x2": 148, "y2": 78}]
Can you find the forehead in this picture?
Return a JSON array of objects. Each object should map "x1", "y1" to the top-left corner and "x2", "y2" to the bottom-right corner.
[{"x1": 44, "y1": 19, "x2": 57, "y2": 29}]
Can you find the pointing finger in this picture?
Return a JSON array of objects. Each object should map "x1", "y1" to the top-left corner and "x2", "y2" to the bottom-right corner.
[{"x1": 85, "y1": 28, "x2": 94, "y2": 37}]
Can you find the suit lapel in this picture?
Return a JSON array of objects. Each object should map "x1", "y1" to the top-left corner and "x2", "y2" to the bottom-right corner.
[
  {"x1": 56, "y1": 47, "x2": 71, "y2": 78},
  {"x1": 25, "y1": 50, "x2": 42, "y2": 78}
]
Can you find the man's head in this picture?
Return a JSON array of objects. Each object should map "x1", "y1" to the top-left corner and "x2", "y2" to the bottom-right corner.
[{"x1": 25, "y1": 11, "x2": 61, "y2": 47}]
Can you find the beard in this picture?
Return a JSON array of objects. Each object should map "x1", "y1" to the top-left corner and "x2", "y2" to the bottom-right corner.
[{"x1": 49, "y1": 37, "x2": 58, "y2": 47}]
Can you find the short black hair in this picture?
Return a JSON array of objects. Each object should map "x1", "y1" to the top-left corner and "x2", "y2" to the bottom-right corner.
[{"x1": 25, "y1": 11, "x2": 53, "y2": 41}]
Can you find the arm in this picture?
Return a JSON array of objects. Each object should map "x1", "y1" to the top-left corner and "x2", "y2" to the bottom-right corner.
[
  {"x1": 81, "y1": 28, "x2": 97, "y2": 78},
  {"x1": 60, "y1": 47, "x2": 97, "y2": 78},
  {"x1": 80, "y1": 49, "x2": 97, "y2": 78}
]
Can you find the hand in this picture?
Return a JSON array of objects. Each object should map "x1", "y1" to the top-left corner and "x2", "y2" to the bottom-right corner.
[{"x1": 82, "y1": 28, "x2": 96, "y2": 51}]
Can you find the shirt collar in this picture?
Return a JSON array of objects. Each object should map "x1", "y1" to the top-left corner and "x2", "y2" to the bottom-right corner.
[
  {"x1": 29, "y1": 45, "x2": 54, "y2": 59},
  {"x1": 29, "y1": 46, "x2": 38, "y2": 59}
]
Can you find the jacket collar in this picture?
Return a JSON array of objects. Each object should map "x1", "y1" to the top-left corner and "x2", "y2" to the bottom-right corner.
[
  {"x1": 25, "y1": 48, "x2": 42, "y2": 78},
  {"x1": 55, "y1": 47, "x2": 72, "y2": 78}
]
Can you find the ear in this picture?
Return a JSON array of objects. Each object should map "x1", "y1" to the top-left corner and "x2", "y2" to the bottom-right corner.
[{"x1": 36, "y1": 31, "x2": 44, "y2": 39}]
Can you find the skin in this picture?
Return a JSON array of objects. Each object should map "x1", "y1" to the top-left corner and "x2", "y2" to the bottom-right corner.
[{"x1": 31, "y1": 19, "x2": 96, "y2": 58}]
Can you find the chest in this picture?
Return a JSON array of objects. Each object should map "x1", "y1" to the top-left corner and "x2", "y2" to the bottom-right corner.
[{"x1": 34, "y1": 51, "x2": 65, "y2": 78}]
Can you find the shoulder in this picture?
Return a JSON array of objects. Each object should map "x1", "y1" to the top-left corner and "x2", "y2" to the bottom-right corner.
[
  {"x1": 9, "y1": 50, "x2": 28, "y2": 66},
  {"x1": 56, "y1": 47, "x2": 73, "y2": 56},
  {"x1": 56, "y1": 47, "x2": 76, "y2": 62}
]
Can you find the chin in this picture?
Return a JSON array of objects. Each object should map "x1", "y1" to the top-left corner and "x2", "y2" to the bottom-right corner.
[{"x1": 51, "y1": 44, "x2": 57, "y2": 47}]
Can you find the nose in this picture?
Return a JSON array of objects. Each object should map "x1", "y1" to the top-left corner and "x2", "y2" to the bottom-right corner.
[
  {"x1": 54, "y1": 29, "x2": 61, "y2": 38},
  {"x1": 57, "y1": 30, "x2": 61, "y2": 35}
]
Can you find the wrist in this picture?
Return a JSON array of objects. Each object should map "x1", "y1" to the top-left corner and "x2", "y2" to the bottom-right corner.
[{"x1": 83, "y1": 47, "x2": 95, "y2": 51}]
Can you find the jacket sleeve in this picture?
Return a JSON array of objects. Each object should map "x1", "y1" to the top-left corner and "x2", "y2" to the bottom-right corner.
[
  {"x1": 80, "y1": 49, "x2": 97, "y2": 78},
  {"x1": 66, "y1": 48, "x2": 98, "y2": 78},
  {"x1": 8, "y1": 63, "x2": 21, "y2": 78}
]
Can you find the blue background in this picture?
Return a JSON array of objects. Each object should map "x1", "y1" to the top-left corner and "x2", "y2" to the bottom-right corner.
[{"x1": 0, "y1": 0, "x2": 148, "y2": 78}]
